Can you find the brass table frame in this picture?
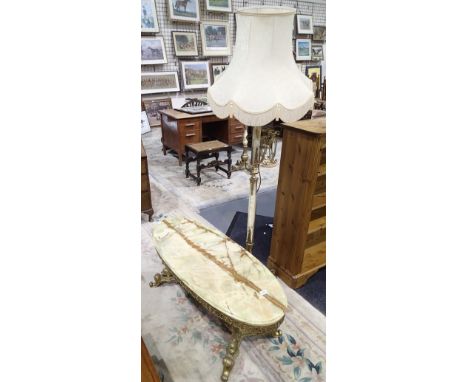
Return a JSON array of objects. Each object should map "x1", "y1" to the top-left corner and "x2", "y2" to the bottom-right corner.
[{"x1": 149, "y1": 264, "x2": 284, "y2": 381}]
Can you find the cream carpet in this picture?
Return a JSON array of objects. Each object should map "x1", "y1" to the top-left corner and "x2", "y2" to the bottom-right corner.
[
  {"x1": 141, "y1": 130, "x2": 326, "y2": 381},
  {"x1": 141, "y1": 128, "x2": 282, "y2": 210}
]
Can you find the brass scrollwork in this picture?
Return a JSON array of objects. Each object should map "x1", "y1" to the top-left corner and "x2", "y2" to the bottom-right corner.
[{"x1": 149, "y1": 259, "x2": 285, "y2": 381}]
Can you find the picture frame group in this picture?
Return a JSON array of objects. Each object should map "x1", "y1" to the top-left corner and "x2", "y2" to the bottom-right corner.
[
  {"x1": 296, "y1": 38, "x2": 312, "y2": 61},
  {"x1": 211, "y1": 63, "x2": 228, "y2": 83},
  {"x1": 305, "y1": 65, "x2": 322, "y2": 94},
  {"x1": 168, "y1": 0, "x2": 200, "y2": 22},
  {"x1": 141, "y1": 111, "x2": 151, "y2": 134},
  {"x1": 172, "y1": 31, "x2": 198, "y2": 57},
  {"x1": 141, "y1": 72, "x2": 180, "y2": 94},
  {"x1": 141, "y1": 0, "x2": 159, "y2": 33},
  {"x1": 311, "y1": 45, "x2": 324, "y2": 61},
  {"x1": 142, "y1": 98, "x2": 173, "y2": 126},
  {"x1": 180, "y1": 61, "x2": 211, "y2": 90},
  {"x1": 297, "y1": 15, "x2": 313, "y2": 34},
  {"x1": 141, "y1": 37, "x2": 167, "y2": 65},
  {"x1": 200, "y1": 21, "x2": 231, "y2": 56},
  {"x1": 206, "y1": 0, "x2": 232, "y2": 13},
  {"x1": 313, "y1": 26, "x2": 326, "y2": 41}
]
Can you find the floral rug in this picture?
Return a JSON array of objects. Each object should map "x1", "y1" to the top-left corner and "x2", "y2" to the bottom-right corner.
[
  {"x1": 142, "y1": 216, "x2": 326, "y2": 382},
  {"x1": 141, "y1": 128, "x2": 282, "y2": 211}
]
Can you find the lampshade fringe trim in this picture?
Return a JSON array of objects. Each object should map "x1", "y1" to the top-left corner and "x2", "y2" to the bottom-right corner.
[{"x1": 207, "y1": 92, "x2": 314, "y2": 127}]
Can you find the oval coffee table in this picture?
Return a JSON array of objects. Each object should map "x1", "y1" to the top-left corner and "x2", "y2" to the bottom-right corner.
[{"x1": 149, "y1": 217, "x2": 288, "y2": 381}]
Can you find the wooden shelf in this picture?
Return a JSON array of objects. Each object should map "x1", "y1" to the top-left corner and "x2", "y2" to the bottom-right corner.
[
  {"x1": 306, "y1": 216, "x2": 326, "y2": 247},
  {"x1": 268, "y1": 119, "x2": 326, "y2": 289},
  {"x1": 317, "y1": 163, "x2": 326, "y2": 177},
  {"x1": 308, "y1": 216, "x2": 326, "y2": 233},
  {"x1": 312, "y1": 192, "x2": 326, "y2": 209},
  {"x1": 302, "y1": 241, "x2": 326, "y2": 273}
]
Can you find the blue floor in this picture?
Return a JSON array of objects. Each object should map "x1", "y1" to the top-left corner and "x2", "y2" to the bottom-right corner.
[
  {"x1": 200, "y1": 191, "x2": 326, "y2": 315},
  {"x1": 199, "y1": 189, "x2": 277, "y2": 233}
]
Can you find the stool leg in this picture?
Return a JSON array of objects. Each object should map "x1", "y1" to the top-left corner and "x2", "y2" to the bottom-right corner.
[
  {"x1": 185, "y1": 148, "x2": 190, "y2": 178},
  {"x1": 227, "y1": 148, "x2": 232, "y2": 179},
  {"x1": 215, "y1": 152, "x2": 219, "y2": 171},
  {"x1": 196, "y1": 156, "x2": 201, "y2": 186}
]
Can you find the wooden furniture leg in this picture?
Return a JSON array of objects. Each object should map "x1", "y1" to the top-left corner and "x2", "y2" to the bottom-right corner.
[
  {"x1": 215, "y1": 152, "x2": 220, "y2": 171},
  {"x1": 161, "y1": 137, "x2": 167, "y2": 155},
  {"x1": 146, "y1": 209, "x2": 154, "y2": 222},
  {"x1": 178, "y1": 152, "x2": 183, "y2": 166},
  {"x1": 141, "y1": 338, "x2": 161, "y2": 382},
  {"x1": 227, "y1": 148, "x2": 232, "y2": 179},
  {"x1": 196, "y1": 156, "x2": 202, "y2": 186},
  {"x1": 141, "y1": 142, "x2": 154, "y2": 221},
  {"x1": 185, "y1": 147, "x2": 190, "y2": 178}
]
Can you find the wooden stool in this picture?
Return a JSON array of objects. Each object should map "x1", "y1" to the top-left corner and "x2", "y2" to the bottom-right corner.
[{"x1": 185, "y1": 140, "x2": 232, "y2": 186}]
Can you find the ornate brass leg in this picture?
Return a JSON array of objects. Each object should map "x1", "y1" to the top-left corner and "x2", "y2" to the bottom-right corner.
[
  {"x1": 221, "y1": 329, "x2": 243, "y2": 382},
  {"x1": 231, "y1": 125, "x2": 250, "y2": 172},
  {"x1": 260, "y1": 127, "x2": 279, "y2": 168},
  {"x1": 149, "y1": 267, "x2": 176, "y2": 287},
  {"x1": 273, "y1": 329, "x2": 282, "y2": 338}
]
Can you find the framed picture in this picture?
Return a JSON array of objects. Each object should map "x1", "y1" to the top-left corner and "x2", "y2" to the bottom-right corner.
[
  {"x1": 141, "y1": 72, "x2": 180, "y2": 94},
  {"x1": 297, "y1": 15, "x2": 313, "y2": 34},
  {"x1": 313, "y1": 26, "x2": 326, "y2": 41},
  {"x1": 170, "y1": 96, "x2": 188, "y2": 109},
  {"x1": 296, "y1": 39, "x2": 312, "y2": 61},
  {"x1": 167, "y1": 0, "x2": 200, "y2": 22},
  {"x1": 305, "y1": 65, "x2": 322, "y2": 94},
  {"x1": 172, "y1": 31, "x2": 198, "y2": 57},
  {"x1": 206, "y1": 0, "x2": 232, "y2": 12},
  {"x1": 211, "y1": 63, "x2": 228, "y2": 83},
  {"x1": 311, "y1": 45, "x2": 324, "y2": 61},
  {"x1": 142, "y1": 98, "x2": 172, "y2": 126},
  {"x1": 141, "y1": 37, "x2": 167, "y2": 65},
  {"x1": 141, "y1": 0, "x2": 159, "y2": 33},
  {"x1": 200, "y1": 21, "x2": 231, "y2": 56},
  {"x1": 141, "y1": 111, "x2": 151, "y2": 134},
  {"x1": 180, "y1": 61, "x2": 211, "y2": 90}
]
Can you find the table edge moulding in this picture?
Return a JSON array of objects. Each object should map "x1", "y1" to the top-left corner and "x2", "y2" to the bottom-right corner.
[{"x1": 149, "y1": 216, "x2": 287, "y2": 381}]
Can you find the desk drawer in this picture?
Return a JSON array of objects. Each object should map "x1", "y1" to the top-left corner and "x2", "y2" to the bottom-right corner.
[
  {"x1": 180, "y1": 120, "x2": 201, "y2": 131},
  {"x1": 229, "y1": 132, "x2": 244, "y2": 145},
  {"x1": 229, "y1": 120, "x2": 245, "y2": 145},
  {"x1": 184, "y1": 129, "x2": 202, "y2": 144},
  {"x1": 229, "y1": 123, "x2": 245, "y2": 135}
]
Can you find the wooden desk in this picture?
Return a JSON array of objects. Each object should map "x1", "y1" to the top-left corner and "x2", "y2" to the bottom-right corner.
[{"x1": 160, "y1": 109, "x2": 245, "y2": 165}]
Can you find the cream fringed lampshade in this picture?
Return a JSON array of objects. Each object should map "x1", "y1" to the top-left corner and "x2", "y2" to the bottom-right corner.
[{"x1": 207, "y1": 6, "x2": 314, "y2": 127}]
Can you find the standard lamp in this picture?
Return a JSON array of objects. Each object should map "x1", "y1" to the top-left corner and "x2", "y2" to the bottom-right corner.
[{"x1": 207, "y1": 6, "x2": 314, "y2": 252}]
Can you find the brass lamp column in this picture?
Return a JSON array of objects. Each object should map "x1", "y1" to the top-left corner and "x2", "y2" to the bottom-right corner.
[
  {"x1": 207, "y1": 6, "x2": 314, "y2": 253},
  {"x1": 245, "y1": 126, "x2": 262, "y2": 251},
  {"x1": 231, "y1": 125, "x2": 250, "y2": 172}
]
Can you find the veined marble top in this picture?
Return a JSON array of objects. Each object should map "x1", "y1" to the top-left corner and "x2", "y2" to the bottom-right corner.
[{"x1": 152, "y1": 217, "x2": 288, "y2": 326}]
